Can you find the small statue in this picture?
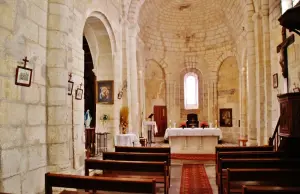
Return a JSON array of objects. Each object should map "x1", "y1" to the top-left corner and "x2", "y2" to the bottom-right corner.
[{"x1": 84, "y1": 110, "x2": 92, "y2": 128}]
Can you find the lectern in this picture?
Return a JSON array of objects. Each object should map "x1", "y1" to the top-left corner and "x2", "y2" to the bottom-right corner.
[{"x1": 142, "y1": 121, "x2": 158, "y2": 144}]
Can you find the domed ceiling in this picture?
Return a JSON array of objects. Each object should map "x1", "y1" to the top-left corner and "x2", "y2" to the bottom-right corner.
[{"x1": 138, "y1": 0, "x2": 245, "y2": 53}]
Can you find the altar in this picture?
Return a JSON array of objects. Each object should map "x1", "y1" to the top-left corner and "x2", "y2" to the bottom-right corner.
[{"x1": 164, "y1": 128, "x2": 222, "y2": 154}]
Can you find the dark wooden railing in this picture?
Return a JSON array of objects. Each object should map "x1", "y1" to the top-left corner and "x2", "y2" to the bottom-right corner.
[{"x1": 268, "y1": 117, "x2": 281, "y2": 151}]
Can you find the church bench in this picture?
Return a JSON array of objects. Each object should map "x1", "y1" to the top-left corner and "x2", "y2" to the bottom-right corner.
[
  {"x1": 218, "y1": 158, "x2": 300, "y2": 194},
  {"x1": 103, "y1": 151, "x2": 170, "y2": 184},
  {"x1": 223, "y1": 168, "x2": 300, "y2": 194},
  {"x1": 215, "y1": 146, "x2": 274, "y2": 167},
  {"x1": 115, "y1": 146, "x2": 171, "y2": 154},
  {"x1": 85, "y1": 159, "x2": 169, "y2": 194},
  {"x1": 103, "y1": 151, "x2": 170, "y2": 166},
  {"x1": 45, "y1": 172, "x2": 156, "y2": 194},
  {"x1": 215, "y1": 151, "x2": 283, "y2": 184},
  {"x1": 242, "y1": 185, "x2": 300, "y2": 194}
]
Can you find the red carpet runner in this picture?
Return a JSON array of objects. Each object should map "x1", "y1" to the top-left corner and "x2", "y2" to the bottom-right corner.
[{"x1": 180, "y1": 164, "x2": 213, "y2": 194}]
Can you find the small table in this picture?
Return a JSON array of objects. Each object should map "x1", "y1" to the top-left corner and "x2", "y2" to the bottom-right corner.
[
  {"x1": 238, "y1": 138, "x2": 248, "y2": 147},
  {"x1": 114, "y1": 134, "x2": 138, "y2": 146}
]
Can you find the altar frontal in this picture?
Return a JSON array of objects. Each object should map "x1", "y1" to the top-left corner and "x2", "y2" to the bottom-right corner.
[{"x1": 164, "y1": 128, "x2": 222, "y2": 154}]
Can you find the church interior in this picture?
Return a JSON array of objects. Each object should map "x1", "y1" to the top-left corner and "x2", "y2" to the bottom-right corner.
[{"x1": 0, "y1": 0, "x2": 300, "y2": 193}]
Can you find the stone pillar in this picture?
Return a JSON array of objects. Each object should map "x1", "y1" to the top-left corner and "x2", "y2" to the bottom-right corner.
[
  {"x1": 240, "y1": 67, "x2": 248, "y2": 138},
  {"x1": 252, "y1": 12, "x2": 265, "y2": 146},
  {"x1": 262, "y1": 1, "x2": 272, "y2": 144},
  {"x1": 126, "y1": 24, "x2": 140, "y2": 135},
  {"x1": 246, "y1": 11, "x2": 257, "y2": 146},
  {"x1": 46, "y1": 1, "x2": 71, "y2": 172}
]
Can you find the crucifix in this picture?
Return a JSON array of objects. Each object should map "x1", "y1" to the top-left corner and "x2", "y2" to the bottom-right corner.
[
  {"x1": 22, "y1": 56, "x2": 29, "y2": 67},
  {"x1": 79, "y1": 83, "x2": 82, "y2": 89},
  {"x1": 277, "y1": 27, "x2": 295, "y2": 92}
]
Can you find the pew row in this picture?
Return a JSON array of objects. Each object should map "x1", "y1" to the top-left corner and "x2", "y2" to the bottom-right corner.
[
  {"x1": 242, "y1": 185, "x2": 300, "y2": 194},
  {"x1": 85, "y1": 159, "x2": 169, "y2": 194},
  {"x1": 103, "y1": 151, "x2": 170, "y2": 185},
  {"x1": 215, "y1": 145, "x2": 274, "y2": 167},
  {"x1": 216, "y1": 151, "x2": 283, "y2": 184},
  {"x1": 218, "y1": 158, "x2": 300, "y2": 194},
  {"x1": 103, "y1": 152, "x2": 170, "y2": 166},
  {"x1": 223, "y1": 168, "x2": 300, "y2": 194},
  {"x1": 45, "y1": 172, "x2": 156, "y2": 194},
  {"x1": 115, "y1": 146, "x2": 171, "y2": 154}
]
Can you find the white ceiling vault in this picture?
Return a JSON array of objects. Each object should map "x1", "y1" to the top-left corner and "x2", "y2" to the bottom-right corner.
[{"x1": 127, "y1": 0, "x2": 247, "y2": 52}]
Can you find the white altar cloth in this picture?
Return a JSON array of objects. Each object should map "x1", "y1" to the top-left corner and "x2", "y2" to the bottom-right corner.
[
  {"x1": 114, "y1": 133, "x2": 138, "y2": 146},
  {"x1": 164, "y1": 128, "x2": 222, "y2": 140},
  {"x1": 164, "y1": 128, "x2": 222, "y2": 154}
]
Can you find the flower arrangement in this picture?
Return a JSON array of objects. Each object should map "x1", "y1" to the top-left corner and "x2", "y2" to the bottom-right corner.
[
  {"x1": 120, "y1": 106, "x2": 129, "y2": 134},
  {"x1": 180, "y1": 121, "x2": 187, "y2": 128},
  {"x1": 200, "y1": 121, "x2": 209, "y2": 128}
]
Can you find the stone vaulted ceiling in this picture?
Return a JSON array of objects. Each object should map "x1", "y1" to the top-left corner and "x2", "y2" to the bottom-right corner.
[{"x1": 137, "y1": 0, "x2": 245, "y2": 53}]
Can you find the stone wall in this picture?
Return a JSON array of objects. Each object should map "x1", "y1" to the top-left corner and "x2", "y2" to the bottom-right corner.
[
  {"x1": 0, "y1": 0, "x2": 48, "y2": 193},
  {"x1": 0, "y1": 0, "x2": 123, "y2": 193},
  {"x1": 217, "y1": 57, "x2": 240, "y2": 143},
  {"x1": 145, "y1": 60, "x2": 166, "y2": 118}
]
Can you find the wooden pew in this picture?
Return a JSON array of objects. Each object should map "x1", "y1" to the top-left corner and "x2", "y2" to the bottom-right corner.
[
  {"x1": 216, "y1": 151, "x2": 283, "y2": 184},
  {"x1": 103, "y1": 151, "x2": 170, "y2": 166},
  {"x1": 85, "y1": 159, "x2": 169, "y2": 194},
  {"x1": 242, "y1": 185, "x2": 300, "y2": 194},
  {"x1": 218, "y1": 158, "x2": 300, "y2": 194},
  {"x1": 103, "y1": 151, "x2": 171, "y2": 184},
  {"x1": 115, "y1": 146, "x2": 170, "y2": 154},
  {"x1": 224, "y1": 168, "x2": 300, "y2": 194},
  {"x1": 45, "y1": 172, "x2": 156, "y2": 194},
  {"x1": 215, "y1": 145, "x2": 274, "y2": 167}
]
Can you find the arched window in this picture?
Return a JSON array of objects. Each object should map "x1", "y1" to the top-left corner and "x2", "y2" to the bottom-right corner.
[{"x1": 184, "y1": 72, "x2": 198, "y2": 109}]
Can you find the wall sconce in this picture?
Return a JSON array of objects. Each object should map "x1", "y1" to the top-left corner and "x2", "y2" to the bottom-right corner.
[{"x1": 118, "y1": 80, "x2": 127, "y2": 99}]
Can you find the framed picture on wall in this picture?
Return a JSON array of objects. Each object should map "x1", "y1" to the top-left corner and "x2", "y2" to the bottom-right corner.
[
  {"x1": 96, "y1": 80, "x2": 114, "y2": 104},
  {"x1": 75, "y1": 88, "x2": 83, "y2": 100},
  {"x1": 273, "y1": 73, "x2": 278, "y2": 88},
  {"x1": 15, "y1": 66, "x2": 33, "y2": 87},
  {"x1": 68, "y1": 81, "x2": 74, "y2": 95},
  {"x1": 220, "y1": 108, "x2": 233, "y2": 127}
]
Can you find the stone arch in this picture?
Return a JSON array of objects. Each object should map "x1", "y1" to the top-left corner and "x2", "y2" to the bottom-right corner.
[
  {"x1": 214, "y1": 52, "x2": 237, "y2": 77},
  {"x1": 80, "y1": 11, "x2": 117, "y2": 151},
  {"x1": 144, "y1": 59, "x2": 167, "y2": 117},
  {"x1": 217, "y1": 56, "x2": 240, "y2": 143},
  {"x1": 180, "y1": 67, "x2": 205, "y2": 122}
]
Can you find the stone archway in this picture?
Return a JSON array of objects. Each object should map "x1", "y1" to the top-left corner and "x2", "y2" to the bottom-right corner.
[
  {"x1": 82, "y1": 13, "x2": 116, "y2": 152},
  {"x1": 217, "y1": 56, "x2": 240, "y2": 143}
]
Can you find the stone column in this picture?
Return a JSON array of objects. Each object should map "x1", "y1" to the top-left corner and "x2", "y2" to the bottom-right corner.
[
  {"x1": 46, "y1": 1, "x2": 71, "y2": 172},
  {"x1": 262, "y1": 1, "x2": 272, "y2": 144},
  {"x1": 240, "y1": 67, "x2": 248, "y2": 138},
  {"x1": 246, "y1": 11, "x2": 257, "y2": 146},
  {"x1": 126, "y1": 24, "x2": 140, "y2": 135}
]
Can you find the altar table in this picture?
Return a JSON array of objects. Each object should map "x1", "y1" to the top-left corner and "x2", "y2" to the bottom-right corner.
[
  {"x1": 114, "y1": 133, "x2": 139, "y2": 146},
  {"x1": 164, "y1": 128, "x2": 222, "y2": 154}
]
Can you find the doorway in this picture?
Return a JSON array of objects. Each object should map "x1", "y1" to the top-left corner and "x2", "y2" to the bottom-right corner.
[
  {"x1": 83, "y1": 36, "x2": 96, "y2": 128},
  {"x1": 154, "y1": 106, "x2": 167, "y2": 137}
]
